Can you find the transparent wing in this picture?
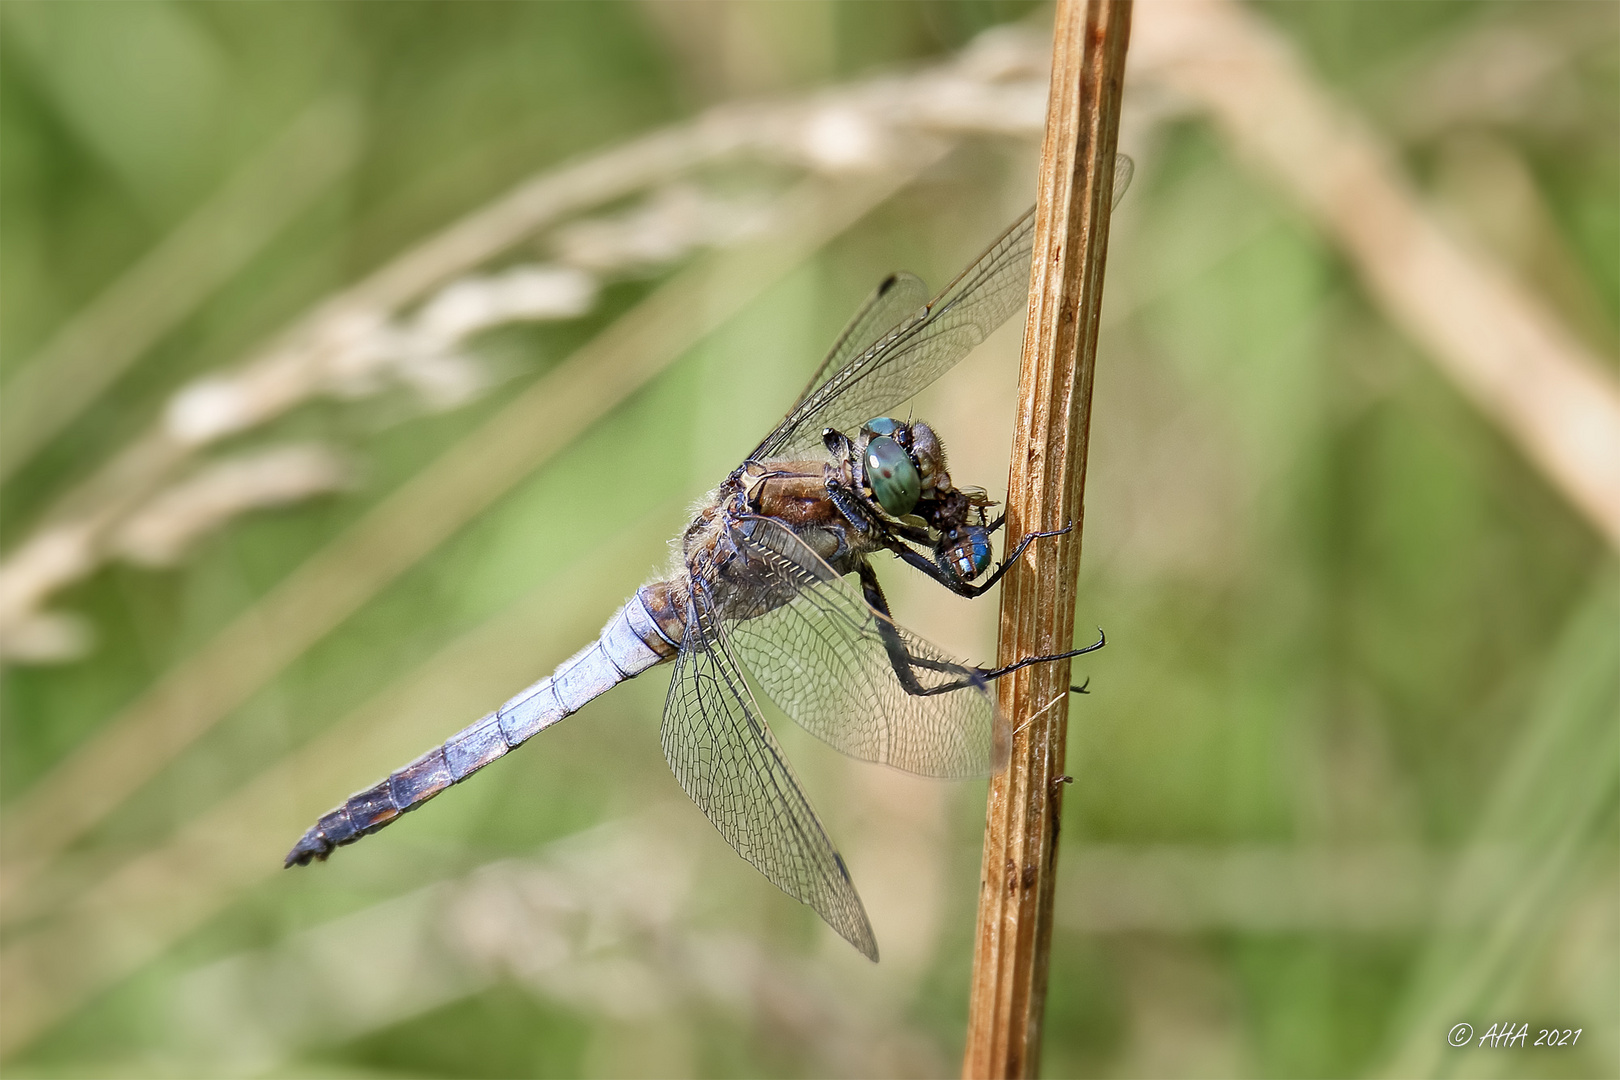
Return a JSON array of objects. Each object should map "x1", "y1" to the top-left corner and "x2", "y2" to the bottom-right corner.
[
  {"x1": 749, "y1": 209, "x2": 1034, "y2": 459},
  {"x1": 749, "y1": 153, "x2": 1132, "y2": 461},
  {"x1": 788, "y1": 271, "x2": 929, "y2": 414},
  {"x1": 1112, "y1": 151, "x2": 1134, "y2": 211},
  {"x1": 723, "y1": 517, "x2": 1004, "y2": 778},
  {"x1": 662, "y1": 594, "x2": 878, "y2": 960}
]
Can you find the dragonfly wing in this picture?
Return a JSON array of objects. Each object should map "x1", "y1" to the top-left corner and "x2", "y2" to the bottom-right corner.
[
  {"x1": 786, "y1": 270, "x2": 929, "y2": 415},
  {"x1": 662, "y1": 595, "x2": 878, "y2": 960},
  {"x1": 750, "y1": 153, "x2": 1134, "y2": 460},
  {"x1": 724, "y1": 517, "x2": 1003, "y2": 778},
  {"x1": 1112, "y1": 152, "x2": 1134, "y2": 209},
  {"x1": 751, "y1": 208, "x2": 1035, "y2": 459}
]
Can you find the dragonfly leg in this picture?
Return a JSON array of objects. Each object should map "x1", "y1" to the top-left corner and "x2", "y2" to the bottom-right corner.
[
  {"x1": 855, "y1": 562, "x2": 1099, "y2": 696},
  {"x1": 969, "y1": 521, "x2": 1074, "y2": 592},
  {"x1": 826, "y1": 477, "x2": 892, "y2": 540},
  {"x1": 860, "y1": 556, "x2": 1104, "y2": 697},
  {"x1": 887, "y1": 521, "x2": 1073, "y2": 599},
  {"x1": 856, "y1": 562, "x2": 995, "y2": 694},
  {"x1": 977, "y1": 627, "x2": 1106, "y2": 689},
  {"x1": 889, "y1": 520, "x2": 936, "y2": 546},
  {"x1": 825, "y1": 475, "x2": 938, "y2": 552},
  {"x1": 912, "y1": 628, "x2": 1105, "y2": 697}
]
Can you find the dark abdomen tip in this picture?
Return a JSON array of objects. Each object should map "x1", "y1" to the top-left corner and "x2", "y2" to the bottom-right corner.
[
  {"x1": 283, "y1": 804, "x2": 358, "y2": 868},
  {"x1": 284, "y1": 828, "x2": 334, "y2": 867}
]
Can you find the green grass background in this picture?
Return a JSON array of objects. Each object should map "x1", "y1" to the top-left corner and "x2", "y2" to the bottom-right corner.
[{"x1": 2, "y1": 1, "x2": 1616, "y2": 1076}]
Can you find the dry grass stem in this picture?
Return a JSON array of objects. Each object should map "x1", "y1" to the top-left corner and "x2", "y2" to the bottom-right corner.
[
  {"x1": 0, "y1": 99, "x2": 362, "y2": 480},
  {"x1": 963, "y1": 1, "x2": 1131, "y2": 1076},
  {"x1": 110, "y1": 444, "x2": 356, "y2": 568},
  {"x1": 1132, "y1": 0, "x2": 1620, "y2": 550},
  {"x1": 0, "y1": 30, "x2": 1055, "y2": 661},
  {"x1": 0, "y1": 169, "x2": 930, "y2": 936}
]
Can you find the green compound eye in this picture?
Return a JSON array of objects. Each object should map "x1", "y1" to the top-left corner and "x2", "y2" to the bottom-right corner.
[
  {"x1": 864, "y1": 435, "x2": 920, "y2": 517},
  {"x1": 862, "y1": 416, "x2": 904, "y2": 438}
]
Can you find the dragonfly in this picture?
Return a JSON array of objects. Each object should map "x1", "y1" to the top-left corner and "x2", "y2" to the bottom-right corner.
[{"x1": 288, "y1": 162, "x2": 1131, "y2": 961}]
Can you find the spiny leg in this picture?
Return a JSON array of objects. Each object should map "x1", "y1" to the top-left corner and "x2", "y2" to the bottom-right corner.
[
  {"x1": 977, "y1": 627, "x2": 1105, "y2": 692},
  {"x1": 857, "y1": 563, "x2": 1102, "y2": 697},
  {"x1": 857, "y1": 562, "x2": 977, "y2": 696},
  {"x1": 965, "y1": 521, "x2": 1069, "y2": 592},
  {"x1": 947, "y1": 522, "x2": 1072, "y2": 594},
  {"x1": 886, "y1": 522, "x2": 1074, "y2": 599},
  {"x1": 923, "y1": 628, "x2": 1105, "y2": 696},
  {"x1": 825, "y1": 478, "x2": 913, "y2": 542}
]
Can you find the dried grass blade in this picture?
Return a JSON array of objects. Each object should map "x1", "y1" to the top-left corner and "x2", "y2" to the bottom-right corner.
[
  {"x1": 0, "y1": 169, "x2": 929, "y2": 909},
  {"x1": 962, "y1": 1, "x2": 1131, "y2": 1076},
  {"x1": 1132, "y1": 0, "x2": 1620, "y2": 550},
  {"x1": 0, "y1": 99, "x2": 360, "y2": 479}
]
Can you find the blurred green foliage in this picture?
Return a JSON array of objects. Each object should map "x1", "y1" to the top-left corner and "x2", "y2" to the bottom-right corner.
[{"x1": 2, "y1": 1, "x2": 1615, "y2": 1078}]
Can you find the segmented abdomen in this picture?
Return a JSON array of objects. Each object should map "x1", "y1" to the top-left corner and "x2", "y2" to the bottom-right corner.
[{"x1": 285, "y1": 582, "x2": 684, "y2": 866}]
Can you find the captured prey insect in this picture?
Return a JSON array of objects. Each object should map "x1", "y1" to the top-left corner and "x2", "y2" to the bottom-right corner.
[{"x1": 287, "y1": 162, "x2": 1130, "y2": 961}]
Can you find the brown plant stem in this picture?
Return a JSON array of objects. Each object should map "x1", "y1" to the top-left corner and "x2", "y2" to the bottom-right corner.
[{"x1": 962, "y1": 1, "x2": 1131, "y2": 1076}]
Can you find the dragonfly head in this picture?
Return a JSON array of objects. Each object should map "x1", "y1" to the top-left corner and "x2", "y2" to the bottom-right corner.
[
  {"x1": 863, "y1": 436, "x2": 920, "y2": 516},
  {"x1": 850, "y1": 417, "x2": 994, "y2": 581},
  {"x1": 855, "y1": 417, "x2": 952, "y2": 520}
]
